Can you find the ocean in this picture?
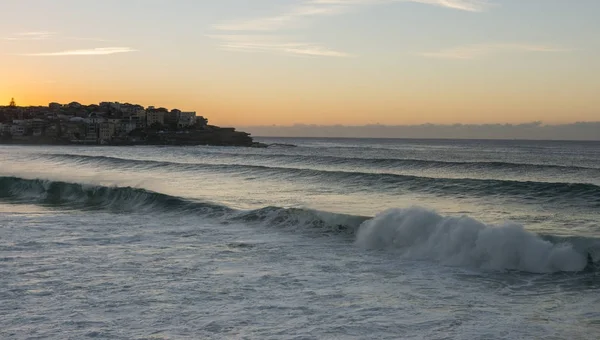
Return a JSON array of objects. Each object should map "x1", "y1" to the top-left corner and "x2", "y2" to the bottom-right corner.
[{"x1": 1, "y1": 138, "x2": 599, "y2": 339}]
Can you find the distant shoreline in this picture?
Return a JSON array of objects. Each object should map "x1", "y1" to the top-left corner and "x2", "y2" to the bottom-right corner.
[
  {"x1": 0, "y1": 101, "x2": 261, "y2": 147},
  {"x1": 0, "y1": 138, "x2": 268, "y2": 148}
]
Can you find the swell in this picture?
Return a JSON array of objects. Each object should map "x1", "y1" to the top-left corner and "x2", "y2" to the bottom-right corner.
[
  {"x1": 45, "y1": 151, "x2": 600, "y2": 171},
  {"x1": 215, "y1": 151, "x2": 600, "y2": 171},
  {"x1": 1, "y1": 176, "x2": 598, "y2": 274},
  {"x1": 0, "y1": 176, "x2": 367, "y2": 233},
  {"x1": 36, "y1": 153, "x2": 600, "y2": 209},
  {"x1": 0, "y1": 176, "x2": 233, "y2": 217}
]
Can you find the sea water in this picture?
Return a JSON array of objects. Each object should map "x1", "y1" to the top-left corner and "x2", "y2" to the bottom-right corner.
[{"x1": 1, "y1": 138, "x2": 599, "y2": 339}]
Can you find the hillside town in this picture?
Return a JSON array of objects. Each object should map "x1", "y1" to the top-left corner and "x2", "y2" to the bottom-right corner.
[{"x1": 0, "y1": 98, "x2": 256, "y2": 146}]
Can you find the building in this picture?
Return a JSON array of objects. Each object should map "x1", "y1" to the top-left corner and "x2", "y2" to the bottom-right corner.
[
  {"x1": 30, "y1": 118, "x2": 46, "y2": 131},
  {"x1": 119, "y1": 121, "x2": 137, "y2": 135},
  {"x1": 85, "y1": 123, "x2": 98, "y2": 141},
  {"x1": 10, "y1": 124, "x2": 26, "y2": 136},
  {"x1": 165, "y1": 110, "x2": 179, "y2": 127},
  {"x1": 45, "y1": 124, "x2": 59, "y2": 137},
  {"x1": 177, "y1": 111, "x2": 196, "y2": 128},
  {"x1": 0, "y1": 123, "x2": 11, "y2": 136},
  {"x1": 63, "y1": 122, "x2": 86, "y2": 140},
  {"x1": 99, "y1": 122, "x2": 116, "y2": 141},
  {"x1": 130, "y1": 110, "x2": 146, "y2": 129},
  {"x1": 29, "y1": 119, "x2": 46, "y2": 137},
  {"x1": 88, "y1": 113, "x2": 106, "y2": 124},
  {"x1": 147, "y1": 109, "x2": 165, "y2": 127}
]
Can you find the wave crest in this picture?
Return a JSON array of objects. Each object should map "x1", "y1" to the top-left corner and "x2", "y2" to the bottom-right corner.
[
  {"x1": 356, "y1": 207, "x2": 589, "y2": 273},
  {"x1": 0, "y1": 176, "x2": 232, "y2": 216}
]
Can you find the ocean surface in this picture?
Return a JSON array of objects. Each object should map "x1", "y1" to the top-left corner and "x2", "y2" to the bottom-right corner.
[{"x1": 1, "y1": 137, "x2": 599, "y2": 339}]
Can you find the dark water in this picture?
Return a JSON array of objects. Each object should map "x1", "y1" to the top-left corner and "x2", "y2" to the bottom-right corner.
[{"x1": 1, "y1": 138, "x2": 599, "y2": 339}]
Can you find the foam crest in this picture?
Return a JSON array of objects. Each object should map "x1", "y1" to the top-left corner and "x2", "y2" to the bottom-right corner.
[{"x1": 356, "y1": 207, "x2": 588, "y2": 273}]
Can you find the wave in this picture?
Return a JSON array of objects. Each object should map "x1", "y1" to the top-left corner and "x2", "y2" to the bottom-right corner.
[
  {"x1": 36, "y1": 153, "x2": 600, "y2": 209},
  {"x1": 45, "y1": 151, "x2": 600, "y2": 172},
  {"x1": 215, "y1": 152, "x2": 600, "y2": 171},
  {"x1": 356, "y1": 207, "x2": 597, "y2": 273},
  {"x1": 0, "y1": 176, "x2": 598, "y2": 274},
  {"x1": 0, "y1": 176, "x2": 233, "y2": 217}
]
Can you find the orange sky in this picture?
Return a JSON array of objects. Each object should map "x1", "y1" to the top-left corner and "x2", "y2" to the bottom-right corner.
[{"x1": 1, "y1": 0, "x2": 598, "y2": 126}]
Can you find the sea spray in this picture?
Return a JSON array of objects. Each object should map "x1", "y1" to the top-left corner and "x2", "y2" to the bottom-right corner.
[{"x1": 356, "y1": 207, "x2": 587, "y2": 273}]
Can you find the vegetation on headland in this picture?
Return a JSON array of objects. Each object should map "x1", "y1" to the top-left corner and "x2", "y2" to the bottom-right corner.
[{"x1": 0, "y1": 99, "x2": 264, "y2": 147}]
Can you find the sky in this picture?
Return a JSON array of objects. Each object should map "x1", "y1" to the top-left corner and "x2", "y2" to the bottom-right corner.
[{"x1": 0, "y1": 0, "x2": 599, "y2": 127}]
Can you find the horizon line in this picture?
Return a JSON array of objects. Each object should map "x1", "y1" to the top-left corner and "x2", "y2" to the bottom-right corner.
[
  {"x1": 241, "y1": 121, "x2": 600, "y2": 127},
  {"x1": 252, "y1": 135, "x2": 600, "y2": 142}
]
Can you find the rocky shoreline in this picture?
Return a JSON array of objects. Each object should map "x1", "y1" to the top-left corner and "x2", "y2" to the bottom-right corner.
[{"x1": 0, "y1": 127, "x2": 267, "y2": 148}]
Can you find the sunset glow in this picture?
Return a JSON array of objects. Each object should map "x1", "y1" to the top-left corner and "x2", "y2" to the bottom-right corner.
[{"x1": 1, "y1": 0, "x2": 598, "y2": 127}]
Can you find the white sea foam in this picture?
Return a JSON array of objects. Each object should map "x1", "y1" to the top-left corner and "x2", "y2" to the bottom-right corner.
[{"x1": 356, "y1": 207, "x2": 587, "y2": 273}]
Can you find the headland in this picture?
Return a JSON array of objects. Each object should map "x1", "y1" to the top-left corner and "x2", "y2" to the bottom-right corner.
[{"x1": 0, "y1": 99, "x2": 262, "y2": 147}]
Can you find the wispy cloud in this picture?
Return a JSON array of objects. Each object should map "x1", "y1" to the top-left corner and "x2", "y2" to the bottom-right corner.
[
  {"x1": 22, "y1": 47, "x2": 136, "y2": 56},
  {"x1": 4, "y1": 31, "x2": 114, "y2": 43},
  {"x1": 420, "y1": 43, "x2": 571, "y2": 59},
  {"x1": 3, "y1": 31, "x2": 57, "y2": 41},
  {"x1": 214, "y1": 0, "x2": 491, "y2": 32},
  {"x1": 209, "y1": 34, "x2": 351, "y2": 57},
  {"x1": 213, "y1": 3, "x2": 348, "y2": 31},
  {"x1": 211, "y1": 0, "x2": 493, "y2": 57},
  {"x1": 306, "y1": 0, "x2": 492, "y2": 13},
  {"x1": 400, "y1": 0, "x2": 491, "y2": 12},
  {"x1": 2, "y1": 31, "x2": 133, "y2": 56}
]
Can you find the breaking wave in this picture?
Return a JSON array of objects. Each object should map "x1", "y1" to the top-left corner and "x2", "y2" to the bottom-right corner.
[
  {"x1": 1, "y1": 176, "x2": 598, "y2": 273},
  {"x1": 356, "y1": 207, "x2": 596, "y2": 273}
]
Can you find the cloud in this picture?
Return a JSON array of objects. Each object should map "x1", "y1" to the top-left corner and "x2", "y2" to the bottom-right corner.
[
  {"x1": 208, "y1": 34, "x2": 351, "y2": 57},
  {"x1": 64, "y1": 37, "x2": 115, "y2": 43},
  {"x1": 22, "y1": 47, "x2": 137, "y2": 56},
  {"x1": 420, "y1": 43, "x2": 570, "y2": 59},
  {"x1": 214, "y1": 0, "x2": 492, "y2": 32},
  {"x1": 3, "y1": 31, "x2": 57, "y2": 41},
  {"x1": 311, "y1": 0, "x2": 491, "y2": 12},
  {"x1": 213, "y1": 2, "x2": 348, "y2": 32},
  {"x1": 3, "y1": 31, "x2": 115, "y2": 43},
  {"x1": 401, "y1": 0, "x2": 491, "y2": 12},
  {"x1": 242, "y1": 122, "x2": 600, "y2": 140},
  {"x1": 211, "y1": 0, "x2": 493, "y2": 58}
]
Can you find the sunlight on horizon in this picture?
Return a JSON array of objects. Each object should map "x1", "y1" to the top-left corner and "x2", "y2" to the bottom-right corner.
[{"x1": 0, "y1": 0, "x2": 598, "y2": 127}]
